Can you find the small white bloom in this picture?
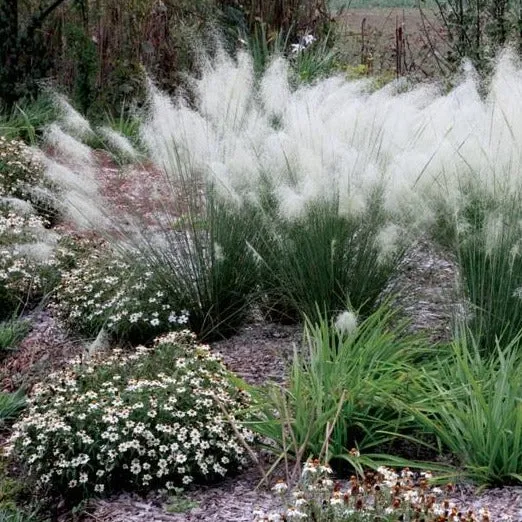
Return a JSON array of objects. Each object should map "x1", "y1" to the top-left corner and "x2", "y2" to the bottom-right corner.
[
  {"x1": 334, "y1": 311, "x2": 358, "y2": 335},
  {"x1": 272, "y1": 481, "x2": 288, "y2": 494}
]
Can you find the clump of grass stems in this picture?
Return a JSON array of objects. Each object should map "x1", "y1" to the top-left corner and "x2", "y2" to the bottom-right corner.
[
  {"x1": 0, "y1": 97, "x2": 58, "y2": 145},
  {"x1": 0, "y1": 319, "x2": 30, "y2": 354},
  {"x1": 406, "y1": 327, "x2": 522, "y2": 486},
  {"x1": 119, "y1": 176, "x2": 262, "y2": 340},
  {"x1": 246, "y1": 304, "x2": 431, "y2": 476},
  {"x1": 433, "y1": 185, "x2": 522, "y2": 354},
  {"x1": 0, "y1": 389, "x2": 26, "y2": 429},
  {"x1": 251, "y1": 193, "x2": 406, "y2": 324}
]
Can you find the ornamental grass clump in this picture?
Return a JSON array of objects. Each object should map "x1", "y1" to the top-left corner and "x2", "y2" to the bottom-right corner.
[
  {"x1": 121, "y1": 180, "x2": 262, "y2": 339},
  {"x1": 252, "y1": 195, "x2": 405, "y2": 324},
  {"x1": 446, "y1": 191, "x2": 522, "y2": 354},
  {"x1": 406, "y1": 330, "x2": 522, "y2": 487},
  {"x1": 248, "y1": 305, "x2": 429, "y2": 469},
  {"x1": 255, "y1": 460, "x2": 490, "y2": 522},
  {"x1": 6, "y1": 330, "x2": 253, "y2": 502}
]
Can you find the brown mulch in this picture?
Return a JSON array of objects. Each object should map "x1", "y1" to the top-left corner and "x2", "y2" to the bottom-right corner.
[
  {"x1": 0, "y1": 309, "x2": 85, "y2": 393},
  {"x1": 82, "y1": 464, "x2": 284, "y2": 522}
]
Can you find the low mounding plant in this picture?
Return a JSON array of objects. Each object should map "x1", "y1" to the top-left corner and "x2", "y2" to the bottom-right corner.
[
  {"x1": 7, "y1": 331, "x2": 253, "y2": 502},
  {"x1": 254, "y1": 460, "x2": 487, "y2": 522},
  {"x1": 248, "y1": 305, "x2": 428, "y2": 470},
  {"x1": 0, "y1": 135, "x2": 59, "y2": 223},
  {"x1": 53, "y1": 237, "x2": 189, "y2": 343},
  {"x1": 407, "y1": 329, "x2": 522, "y2": 486},
  {"x1": 0, "y1": 210, "x2": 58, "y2": 321},
  {"x1": 0, "y1": 137, "x2": 44, "y2": 198}
]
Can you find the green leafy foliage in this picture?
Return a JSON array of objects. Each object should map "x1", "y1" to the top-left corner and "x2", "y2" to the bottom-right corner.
[
  {"x1": 0, "y1": 98, "x2": 58, "y2": 145},
  {"x1": 0, "y1": 319, "x2": 30, "y2": 354},
  {"x1": 248, "y1": 305, "x2": 428, "y2": 465},
  {"x1": 407, "y1": 330, "x2": 522, "y2": 486},
  {"x1": 0, "y1": 390, "x2": 26, "y2": 429}
]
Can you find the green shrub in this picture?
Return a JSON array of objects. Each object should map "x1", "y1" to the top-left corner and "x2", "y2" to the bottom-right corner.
[
  {"x1": 7, "y1": 331, "x2": 252, "y2": 502},
  {"x1": 248, "y1": 305, "x2": 428, "y2": 466},
  {"x1": 407, "y1": 330, "x2": 522, "y2": 486}
]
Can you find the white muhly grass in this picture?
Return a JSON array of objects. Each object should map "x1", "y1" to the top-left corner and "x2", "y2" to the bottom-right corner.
[
  {"x1": 98, "y1": 127, "x2": 139, "y2": 160},
  {"x1": 54, "y1": 95, "x2": 93, "y2": 139},
  {"x1": 376, "y1": 224, "x2": 402, "y2": 262},
  {"x1": 261, "y1": 58, "x2": 291, "y2": 118},
  {"x1": 63, "y1": 192, "x2": 109, "y2": 230},
  {"x1": 86, "y1": 328, "x2": 110, "y2": 357},
  {"x1": 37, "y1": 154, "x2": 104, "y2": 230},
  {"x1": 213, "y1": 242, "x2": 224, "y2": 262},
  {"x1": 15, "y1": 241, "x2": 55, "y2": 261},
  {"x1": 196, "y1": 52, "x2": 256, "y2": 130},
  {"x1": 0, "y1": 197, "x2": 35, "y2": 215},
  {"x1": 484, "y1": 213, "x2": 505, "y2": 254},
  {"x1": 334, "y1": 311, "x2": 358, "y2": 335},
  {"x1": 44, "y1": 124, "x2": 93, "y2": 168},
  {"x1": 276, "y1": 185, "x2": 307, "y2": 220},
  {"x1": 44, "y1": 157, "x2": 97, "y2": 193},
  {"x1": 138, "y1": 49, "x2": 522, "y2": 229},
  {"x1": 34, "y1": 50, "x2": 522, "y2": 239}
]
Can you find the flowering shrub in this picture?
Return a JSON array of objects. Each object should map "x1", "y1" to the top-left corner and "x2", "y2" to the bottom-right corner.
[
  {"x1": 7, "y1": 331, "x2": 252, "y2": 502},
  {"x1": 256, "y1": 461, "x2": 493, "y2": 521},
  {"x1": 53, "y1": 238, "x2": 189, "y2": 343},
  {"x1": 0, "y1": 136, "x2": 58, "y2": 221},
  {"x1": 0, "y1": 137, "x2": 43, "y2": 198},
  {"x1": 0, "y1": 211, "x2": 58, "y2": 319}
]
